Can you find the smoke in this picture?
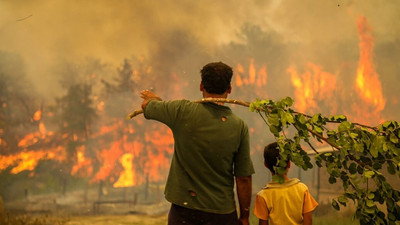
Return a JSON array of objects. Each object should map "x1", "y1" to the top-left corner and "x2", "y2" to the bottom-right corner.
[
  {"x1": 2, "y1": 0, "x2": 399, "y2": 145},
  {"x1": 1, "y1": 1, "x2": 399, "y2": 99}
]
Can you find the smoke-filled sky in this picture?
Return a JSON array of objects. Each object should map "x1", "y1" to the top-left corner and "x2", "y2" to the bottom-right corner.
[{"x1": 1, "y1": 0, "x2": 400, "y2": 119}]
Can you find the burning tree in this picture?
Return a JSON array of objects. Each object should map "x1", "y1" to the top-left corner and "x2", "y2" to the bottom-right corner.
[{"x1": 54, "y1": 83, "x2": 97, "y2": 194}]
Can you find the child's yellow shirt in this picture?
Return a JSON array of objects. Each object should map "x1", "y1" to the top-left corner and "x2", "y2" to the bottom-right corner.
[{"x1": 254, "y1": 178, "x2": 318, "y2": 225}]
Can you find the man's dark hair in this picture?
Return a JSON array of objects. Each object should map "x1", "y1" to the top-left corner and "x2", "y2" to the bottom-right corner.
[
  {"x1": 200, "y1": 62, "x2": 233, "y2": 94},
  {"x1": 264, "y1": 142, "x2": 281, "y2": 173}
]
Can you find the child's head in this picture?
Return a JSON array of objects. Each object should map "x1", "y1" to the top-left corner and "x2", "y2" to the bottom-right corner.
[{"x1": 263, "y1": 142, "x2": 290, "y2": 174}]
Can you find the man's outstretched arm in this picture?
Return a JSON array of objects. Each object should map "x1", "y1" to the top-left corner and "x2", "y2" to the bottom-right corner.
[
  {"x1": 140, "y1": 90, "x2": 162, "y2": 109},
  {"x1": 236, "y1": 175, "x2": 252, "y2": 225}
]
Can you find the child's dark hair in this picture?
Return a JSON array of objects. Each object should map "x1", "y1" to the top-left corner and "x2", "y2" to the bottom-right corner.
[{"x1": 263, "y1": 142, "x2": 280, "y2": 173}]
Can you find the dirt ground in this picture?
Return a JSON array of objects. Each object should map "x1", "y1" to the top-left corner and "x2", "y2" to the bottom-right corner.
[
  {"x1": 63, "y1": 213, "x2": 360, "y2": 225},
  {"x1": 65, "y1": 214, "x2": 168, "y2": 225}
]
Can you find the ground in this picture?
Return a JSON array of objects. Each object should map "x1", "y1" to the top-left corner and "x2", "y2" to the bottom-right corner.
[
  {"x1": 62, "y1": 213, "x2": 358, "y2": 225},
  {"x1": 65, "y1": 214, "x2": 168, "y2": 225}
]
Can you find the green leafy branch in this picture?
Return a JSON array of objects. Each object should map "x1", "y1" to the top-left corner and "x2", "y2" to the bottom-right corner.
[{"x1": 250, "y1": 97, "x2": 400, "y2": 225}]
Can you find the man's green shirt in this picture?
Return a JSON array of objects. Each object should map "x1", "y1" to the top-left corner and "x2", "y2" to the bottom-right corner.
[{"x1": 144, "y1": 99, "x2": 254, "y2": 214}]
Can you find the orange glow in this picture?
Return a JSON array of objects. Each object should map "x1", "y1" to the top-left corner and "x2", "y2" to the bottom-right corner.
[
  {"x1": 91, "y1": 139, "x2": 124, "y2": 182},
  {"x1": 289, "y1": 63, "x2": 337, "y2": 114},
  {"x1": 288, "y1": 16, "x2": 386, "y2": 125},
  {"x1": 33, "y1": 110, "x2": 42, "y2": 121},
  {"x1": 39, "y1": 122, "x2": 47, "y2": 135},
  {"x1": 18, "y1": 133, "x2": 39, "y2": 148},
  {"x1": 97, "y1": 101, "x2": 105, "y2": 111},
  {"x1": 0, "y1": 147, "x2": 65, "y2": 174},
  {"x1": 249, "y1": 59, "x2": 256, "y2": 84},
  {"x1": 71, "y1": 145, "x2": 93, "y2": 177},
  {"x1": 98, "y1": 123, "x2": 119, "y2": 136},
  {"x1": 354, "y1": 16, "x2": 386, "y2": 117},
  {"x1": 235, "y1": 59, "x2": 268, "y2": 96},
  {"x1": 113, "y1": 153, "x2": 135, "y2": 187}
]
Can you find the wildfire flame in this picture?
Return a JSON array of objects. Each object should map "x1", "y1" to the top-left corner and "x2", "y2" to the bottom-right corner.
[
  {"x1": 235, "y1": 58, "x2": 267, "y2": 88},
  {"x1": 0, "y1": 147, "x2": 65, "y2": 174},
  {"x1": 33, "y1": 110, "x2": 42, "y2": 121},
  {"x1": 71, "y1": 145, "x2": 93, "y2": 177},
  {"x1": 289, "y1": 62, "x2": 337, "y2": 115},
  {"x1": 289, "y1": 16, "x2": 386, "y2": 125},
  {"x1": 113, "y1": 153, "x2": 136, "y2": 187},
  {"x1": 354, "y1": 16, "x2": 386, "y2": 118}
]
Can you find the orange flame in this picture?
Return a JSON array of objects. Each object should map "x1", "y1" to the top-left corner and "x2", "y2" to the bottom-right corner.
[
  {"x1": 289, "y1": 63, "x2": 337, "y2": 114},
  {"x1": 113, "y1": 153, "x2": 135, "y2": 187},
  {"x1": 0, "y1": 147, "x2": 65, "y2": 174},
  {"x1": 235, "y1": 58, "x2": 267, "y2": 88},
  {"x1": 33, "y1": 110, "x2": 42, "y2": 121},
  {"x1": 71, "y1": 145, "x2": 93, "y2": 177},
  {"x1": 289, "y1": 16, "x2": 386, "y2": 125},
  {"x1": 91, "y1": 139, "x2": 124, "y2": 182},
  {"x1": 355, "y1": 16, "x2": 386, "y2": 116}
]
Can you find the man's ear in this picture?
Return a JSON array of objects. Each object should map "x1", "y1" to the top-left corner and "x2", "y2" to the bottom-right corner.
[
  {"x1": 264, "y1": 161, "x2": 268, "y2": 168},
  {"x1": 227, "y1": 85, "x2": 232, "y2": 94},
  {"x1": 200, "y1": 83, "x2": 204, "y2": 91}
]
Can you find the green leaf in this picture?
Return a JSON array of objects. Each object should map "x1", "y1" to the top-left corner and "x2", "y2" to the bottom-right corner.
[
  {"x1": 367, "y1": 193, "x2": 375, "y2": 200},
  {"x1": 338, "y1": 121, "x2": 351, "y2": 132},
  {"x1": 364, "y1": 170, "x2": 375, "y2": 178},
  {"x1": 364, "y1": 206, "x2": 375, "y2": 214},
  {"x1": 350, "y1": 132, "x2": 358, "y2": 139},
  {"x1": 329, "y1": 176, "x2": 337, "y2": 184},
  {"x1": 334, "y1": 115, "x2": 347, "y2": 122},
  {"x1": 390, "y1": 133, "x2": 399, "y2": 144},
  {"x1": 382, "y1": 121, "x2": 393, "y2": 129},
  {"x1": 314, "y1": 125, "x2": 323, "y2": 134},
  {"x1": 332, "y1": 199, "x2": 340, "y2": 211},
  {"x1": 370, "y1": 136, "x2": 384, "y2": 158},
  {"x1": 311, "y1": 114, "x2": 321, "y2": 124},
  {"x1": 268, "y1": 116, "x2": 280, "y2": 126},
  {"x1": 275, "y1": 166, "x2": 287, "y2": 175},
  {"x1": 272, "y1": 174, "x2": 284, "y2": 184},
  {"x1": 354, "y1": 143, "x2": 364, "y2": 152},
  {"x1": 269, "y1": 125, "x2": 280, "y2": 137},
  {"x1": 285, "y1": 112, "x2": 294, "y2": 124},
  {"x1": 372, "y1": 162, "x2": 382, "y2": 170},
  {"x1": 298, "y1": 114, "x2": 306, "y2": 124},
  {"x1": 357, "y1": 165, "x2": 364, "y2": 174},
  {"x1": 282, "y1": 97, "x2": 294, "y2": 107},
  {"x1": 338, "y1": 195, "x2": 349, "y2": 204},
  {"x1": 249, "y1": 102, "x2": 259, "y2": 112},
  {"x1": 349, "y1": 163, "x2": 357, "y2": 174},
  {"x1": 386, "y1": 198, "x2": 394, "y2": 209},
  {"x1": 370, "y1": 146, "x2": 379, "y2": 158},
  {"x1": 366, "y1": 199, "x2": 375, "y2": 207},
  {"x1": 387, "y1": 162, "x2": 396, "y2": 175}
]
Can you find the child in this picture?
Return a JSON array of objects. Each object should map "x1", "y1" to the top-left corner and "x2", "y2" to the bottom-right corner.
[{"x1": 254, "y1": 142, "x2": 318, "y2": 225}]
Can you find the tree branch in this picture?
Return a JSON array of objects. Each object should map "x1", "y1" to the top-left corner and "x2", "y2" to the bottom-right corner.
[{"x1": 127, "y1": 98, "x2": 251, "y2": 119}]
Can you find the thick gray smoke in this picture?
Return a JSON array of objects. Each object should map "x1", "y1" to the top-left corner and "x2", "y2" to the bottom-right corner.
[{"x1": 1, "y1": 1, "x2": 399, "y2": 103}]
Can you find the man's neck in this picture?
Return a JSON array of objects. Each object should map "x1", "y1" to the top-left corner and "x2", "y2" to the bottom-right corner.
[{"x1": 202, "y1": 92, "x2": 228, "y2": 105}]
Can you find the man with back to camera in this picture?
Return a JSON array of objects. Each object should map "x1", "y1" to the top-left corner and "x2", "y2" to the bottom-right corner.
[{"x1": 140, "y1": 62, "x2": 254, "y2": 225}]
